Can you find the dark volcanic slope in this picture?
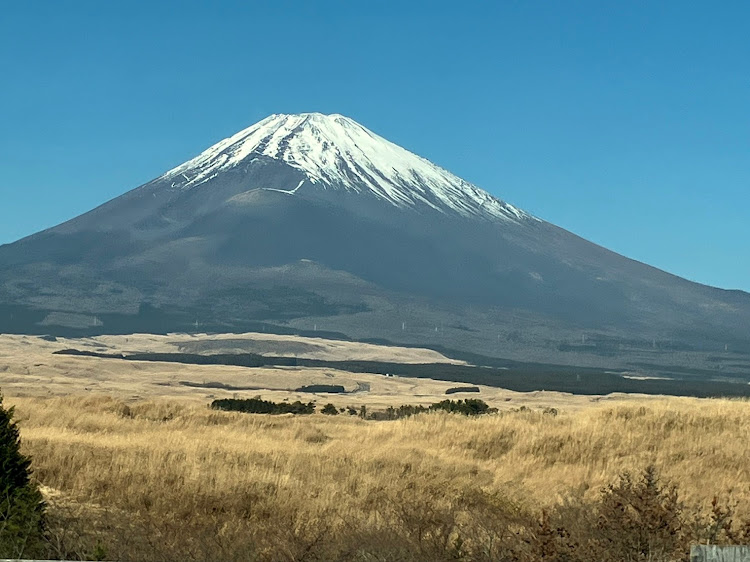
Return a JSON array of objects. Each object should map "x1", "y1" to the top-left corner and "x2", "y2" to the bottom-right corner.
[{"x1": 1, "y1": 113, "x2": 748, "y2": 379}]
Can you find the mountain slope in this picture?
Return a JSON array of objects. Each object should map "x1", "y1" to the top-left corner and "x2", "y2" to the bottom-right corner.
[{"x1": 1, "y1": 113, "x2": 749, "y2": 378}]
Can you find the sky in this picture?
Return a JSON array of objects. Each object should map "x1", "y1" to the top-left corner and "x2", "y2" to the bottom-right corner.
[{"x1": 1, "y1": 1, "x2": 748, "y2": 291}]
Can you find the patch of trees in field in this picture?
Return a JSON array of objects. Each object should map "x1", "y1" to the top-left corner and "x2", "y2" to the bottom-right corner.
[
  {"x1": 295, "y1": 384, "x2": 346, "y2": 393},
  {"x1": 211, "y1": 396, "x2": 497, "y2": 420},
  {"x1": 445, "y1": 385, "x2": 480, "y2": 394},
  {"x1": 375, "y1": 398, "x2": 497, "y2": 420},
  {"x1": 208, "y1": 397, "x2": 497, "y2": 419},
  {"x1": 211, "y1": 397, "x2": 315, "y2": 415}
]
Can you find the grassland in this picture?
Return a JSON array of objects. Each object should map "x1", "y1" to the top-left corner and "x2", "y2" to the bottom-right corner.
[
  {"x1": 2, "y1": 332, "x2": 750, "y2": 560},
  {"x1": 5, "y1": 394, "x2": 750, "y2": 561}
]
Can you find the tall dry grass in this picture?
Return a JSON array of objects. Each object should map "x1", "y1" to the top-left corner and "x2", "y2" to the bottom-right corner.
[{"x1": 8, "y1": 394, "x2": 750, "y2": 561}]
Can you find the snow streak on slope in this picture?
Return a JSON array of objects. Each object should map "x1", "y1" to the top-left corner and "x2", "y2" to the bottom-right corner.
[{"x1": 162, "y1": 113, "x2": 534, "y2": 222}]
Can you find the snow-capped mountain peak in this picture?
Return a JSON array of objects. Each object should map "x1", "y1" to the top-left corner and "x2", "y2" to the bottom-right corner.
[{"x1": 161, "y1": 112, "x2": 533, "y2": 222}]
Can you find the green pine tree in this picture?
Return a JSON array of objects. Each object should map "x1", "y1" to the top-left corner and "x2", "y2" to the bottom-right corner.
[{"x1": 0, "y1": 393, "x2": 46, "y2": 558}]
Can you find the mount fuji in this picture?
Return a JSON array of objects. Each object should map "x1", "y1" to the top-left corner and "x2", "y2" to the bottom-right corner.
[{"x1": 1, "y1": 113, "x2": 749, "y2": 378}]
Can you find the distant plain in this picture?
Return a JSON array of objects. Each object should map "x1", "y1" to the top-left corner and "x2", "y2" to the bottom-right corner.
[{"x1": 0, "y1": 332, "x2": 659, "y2": 411}]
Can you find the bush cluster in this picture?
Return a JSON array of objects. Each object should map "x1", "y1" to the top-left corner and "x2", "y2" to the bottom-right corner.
[
  {"x1": 210, "y1": 396, "x2": 315, "y2": 415},
  {"x1": 528, "y1": 466, "x2": 750, "y2": 561},
  {"x1": 431, "y1": 398, "x2": 496, "y2": 415},
  {"x1": 209, "y1": 397, "x2": 496, "y2": 420},
  {"x1": 375, "y1": 399, "x2": 497, "y2": 420},
  {"x1": 321, "y1": 403, "x2": 339, "y2": 415}
]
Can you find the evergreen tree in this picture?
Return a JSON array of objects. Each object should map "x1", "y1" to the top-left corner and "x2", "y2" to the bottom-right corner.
[{"x1": 0, "y1": 393, "x2": 46, "y2": 558}]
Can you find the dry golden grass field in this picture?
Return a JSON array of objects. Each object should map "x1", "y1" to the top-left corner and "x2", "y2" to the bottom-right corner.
[{"x1": 2, "y1": 333, "x2": 750, "y2": 560}]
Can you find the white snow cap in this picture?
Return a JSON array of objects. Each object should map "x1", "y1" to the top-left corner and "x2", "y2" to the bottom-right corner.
[{"x1": 162, "y1": 113, "x2": 534, "y2": 222}]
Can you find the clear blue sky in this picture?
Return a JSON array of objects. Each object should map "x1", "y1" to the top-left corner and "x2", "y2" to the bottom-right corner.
[{"x1": 1, "y1": 1, "x2": 748, "y2": 291}]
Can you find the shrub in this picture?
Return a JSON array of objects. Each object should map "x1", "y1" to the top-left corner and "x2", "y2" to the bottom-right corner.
[
  {"x1": 0, "y1": 393, "x2": 46, "y2": 559},
  {"x1": 541, "y1": 466, "x2": 686, "y2": 561},
  {"x1": 321, "y1": 403, "x2": 339, "y2": 415},
  {"x1": 594, "y1": 465, "x2": 684, "y2": 560},
  {"x1": 378, "y1": 404, "x2": 427, "y2": 420}
]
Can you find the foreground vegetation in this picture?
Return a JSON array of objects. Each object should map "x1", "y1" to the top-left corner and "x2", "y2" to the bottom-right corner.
[
  {"x1": 0, "y1": 395, "x2": 46, "y2": 559},
  {"x1": 4, "y1": 394, "x2": 750, "y2": 560}
]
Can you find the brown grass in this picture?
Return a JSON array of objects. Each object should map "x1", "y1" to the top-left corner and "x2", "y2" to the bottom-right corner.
[{"x1": 6, "y1": 394, "x2": 750, "y2": 560}]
